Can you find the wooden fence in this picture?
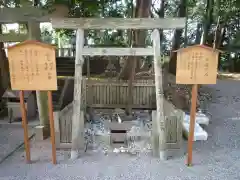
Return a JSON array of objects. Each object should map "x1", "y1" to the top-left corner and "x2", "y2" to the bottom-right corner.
[
  {"x1": 55, "y1": 77, "x2": 183, "y2": 152},
  {"x1": 58, "y1": 74, "x2": 176, "y2": 110},
  {"x1": 56, "y1": 48, "x2": 74, "y2": 57},
  {"x1": 84, "y1": 79, "x2": 156, "y2": 109}
]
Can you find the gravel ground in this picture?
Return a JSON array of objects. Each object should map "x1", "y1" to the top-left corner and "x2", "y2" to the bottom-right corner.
[
  {"x1": 0, "y1": 125, "x2": 34, "y2": 164},
  {"x1": 1, "y1": 79, "x2": 240, "y2": 180}
]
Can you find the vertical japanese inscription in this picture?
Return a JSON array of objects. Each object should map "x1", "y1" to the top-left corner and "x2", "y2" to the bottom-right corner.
[
  {"x1": 193, "y1": 52, "x2": 198, "y2": 80},
  {"x1": 45, "y1": 53, "x2": 53, "y2": 80},
  {"x1": 29, "y1": 49, "x2": 34, "y2": 81},
  {"x1": 189, "y1": 51, "x2": 202, "y2": 82},
  {"x1": 187, "y1": 54, "x2": 193, "y2": 80},
  {"x1": 204, "y1": 57, "x2": 209, "y2": 77},
  {"x1": 20, "y1": 56, "x2": 24, "y2": 73},
  {"x1": 24, "y1": 49, "x2": 30, "y2": 83},
  {"x1": 176, "y1": 46, "x2": 218, "y2": 84},
  {"x1": 190, "y1": 53, "x2": 195, "y2": 80},
  {"x1": 34, "y1": 50, "x2": 40, "y2": 76}
]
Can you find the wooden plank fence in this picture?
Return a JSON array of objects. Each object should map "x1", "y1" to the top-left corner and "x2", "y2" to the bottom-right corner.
[
  {"x1": 57, "y1": 73, "x2": 176, "y2": 111},
  {"x1": 55, "y1": 77, "x2": 183, "y2": 149},
  {"x1": 85, "y1": 79, "x2": 156, "y2": 109}
]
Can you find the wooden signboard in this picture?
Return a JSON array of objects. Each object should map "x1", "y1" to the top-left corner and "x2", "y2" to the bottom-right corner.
[
  {"x1": 176, "y1": 45, "x2": 220, "y2": 85},
  {"x1": 7, "y1": 40, "x2": 57, "y2": 165},
  {"x1": 8, "y1": 40, "x2": 57, "y2": 91},
  {"x1": 175, "y1": 45, "x2": 222, "y2": 167}
]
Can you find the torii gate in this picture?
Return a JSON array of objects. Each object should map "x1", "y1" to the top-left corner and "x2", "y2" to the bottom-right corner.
[{"x1": 51, "y1": 18, "x2": 186, "y2": 160}]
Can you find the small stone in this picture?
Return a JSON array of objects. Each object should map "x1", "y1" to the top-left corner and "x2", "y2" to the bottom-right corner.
[
  {"x1": 114, "y1": 108, "x2": 125, "y2": 115},
  {"x1": 119, "y1": 147, "x2": 126, "y2": 153},
  {"x1": 102, "y1": 148, "x2": 108, "y2": 155},
  {"x1": 113, "y1": 148, "x2": 120, "y2": 153}
]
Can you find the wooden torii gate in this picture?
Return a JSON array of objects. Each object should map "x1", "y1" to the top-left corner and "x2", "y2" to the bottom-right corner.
[{"x1": 51, "y1": 18, "x2": 186, "y2": 160}]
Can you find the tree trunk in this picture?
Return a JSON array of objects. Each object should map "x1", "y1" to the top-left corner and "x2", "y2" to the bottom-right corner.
[
  {"x1": 123, "y1": 0, "x2": 152, "y2": 114},
  {"x1": 213, "y1": 0, "x2": 226, "y2": 68},
  {"x1": 0, "y1": 27, "x2": 9, "y2": 96},
  {"x1": 158, "y1": 0, "x2": 165, "y2": 46},
  {"x1": 200, "y1": 0, "x2": 214, "y2": 45},
  {"x1": 228, "y1": 54, "x2": 234, "y2": 72},
  {"x1": 168, "y1": 0, "x2": 186, "y2": 74},
  {"x1": 148, "y1": 0, "x2": 165, "y2": 74},
  {"x1": 28, "y1": 22, "x2": 50, "y2": 131},
  {"x1": 29, "y1": 0, "x2": 51, "y2": 135},
  {"x1": 119, "y1": 0, "x2": 151, "y2": 79},
  {"x1": 136, "y1": 0, "x2": 152, "y2": 71},
  {"x1": 195, "y1": 23, "x2": 201, "y2": 44},
  {"x1": 29, "y1": 0, "x2": 50, "y2": 132}
]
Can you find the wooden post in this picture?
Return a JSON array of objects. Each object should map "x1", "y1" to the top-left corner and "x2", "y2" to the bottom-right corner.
[
  {"x1": 126, "y1": 29, "x2": 137, "y2": 115},
  {"x1": 35, "y1": 92, "x2": 49, "y2": 135},
  {"x1": 152, "y1": 29, "x2": 166, "y2": 160},
  {"x1": 187, "y1": 84, "x2": 198, "y2": 166},
  {"x1": 87, "y1": 57, "x2": 90, "y2": 78},
  {"x1": 151, "y1": 110, "x2": 159, "y2": 157},
  {"x1": 71, "y1": 28, "x2": 85, "y2": 160},
  {"x1": 19, "y1": 90, "x2": 31, "y2": 163},
  {"x1": 28, "y1": 21, "x2": 50, "y2": 139},
  {"x1": 126, "y1": 57, "x2": 137, "y2": 115},
  {"x1": 47, "y1": 91, "x2": 57, "y2": 164}
]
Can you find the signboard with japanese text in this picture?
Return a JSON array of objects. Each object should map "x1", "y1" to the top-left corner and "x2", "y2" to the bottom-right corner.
[
  {"x1": 8, "y1": 41, "x2": 57, "y2": 90},
  {"x1": 176, "y1": 45, "x2": 219, "y2": 84}
]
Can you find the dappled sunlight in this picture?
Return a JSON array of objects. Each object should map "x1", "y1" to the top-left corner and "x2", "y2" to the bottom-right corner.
[{"x1": 218, "y1": 72, "x2": 240, "y2": 80}]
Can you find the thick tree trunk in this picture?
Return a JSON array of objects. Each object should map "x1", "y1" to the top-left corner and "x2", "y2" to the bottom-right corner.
[
  {"x1": 136, "y1": 0, "x2": 151, "y2": 71},
  {"x1": 200, "y1": 0, "x2": 214, "y2": 45},
  {"x1": 123, "y1": 0, "x2": 152, "y2": 114},
  {"x1": 213, "y1": 0, "x2": 226, "y2": 68},
  {"x1": 28, "y1": 0, "x2": 50, "y2": 134},
  {"x1": 28, "y1": 20, "x2": 50, "y2": 135},
  {"x1": 168, "y1": 0, "x2": 186, "y2": 74},
  {"x1": 119, "y1": 0, "x2": 151, "y2": 79},
  {"x1": 148, "y1": 0, "x2": 165, "y2": 74}
]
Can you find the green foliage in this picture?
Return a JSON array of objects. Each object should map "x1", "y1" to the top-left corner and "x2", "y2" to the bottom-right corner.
[{"x1": 2, "y1": 0, "x2": 240, "y2": 71}]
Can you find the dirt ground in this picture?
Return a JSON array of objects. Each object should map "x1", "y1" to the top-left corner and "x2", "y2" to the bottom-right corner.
[{"x1": 1, "y1": 79, "x2": 240, "y2": 180}]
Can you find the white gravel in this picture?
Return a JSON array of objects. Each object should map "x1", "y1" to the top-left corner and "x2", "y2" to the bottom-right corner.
[{"x1": 1, "y1": 79, "x2": 240, "y2": 180}]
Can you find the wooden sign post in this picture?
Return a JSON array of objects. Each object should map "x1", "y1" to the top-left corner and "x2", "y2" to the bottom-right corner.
[
  {"x1": 7, "y1": 40, "x2": 58, "y2": 164},
  {"x1": 175, "y1": 45, "x2": 221, "y2": 166}
]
